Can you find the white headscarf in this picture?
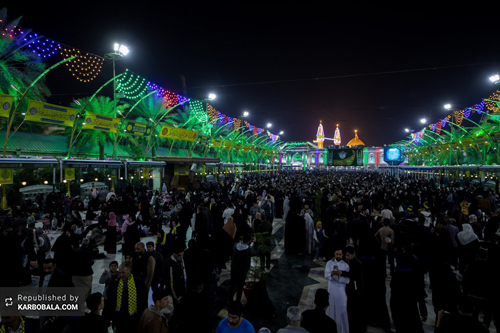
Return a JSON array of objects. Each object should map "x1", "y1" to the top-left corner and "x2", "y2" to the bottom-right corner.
[{"x1": 457, "y1": 223, "x2": 478, "y2": 245}]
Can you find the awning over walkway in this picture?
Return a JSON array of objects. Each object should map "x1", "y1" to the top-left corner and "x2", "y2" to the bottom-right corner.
[
  {"x1": 62, "y1": 159, "x2": 123, "y2": 169},
  {"x1": 0, "y1": 158, "x2": 59, "y2": 168},
  {"x1": 155, "y1": 157, "x2": 220, "y2": 164},
  {"x1": 125, "y1": 161, "x2": 166, "y2": 168}
]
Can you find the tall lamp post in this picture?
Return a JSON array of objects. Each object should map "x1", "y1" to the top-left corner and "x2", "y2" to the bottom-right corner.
[
  {"x1": 104, "y1": 43, "x2": 129, "y2": 139},
  {"x1": 105, "y1": 44, "x2": 129, "y2": 95}
]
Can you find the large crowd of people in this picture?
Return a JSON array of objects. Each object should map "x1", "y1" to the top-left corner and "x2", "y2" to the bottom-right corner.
[{"x1": 0, "y1": 169, "x2": 499, "y2": 332}]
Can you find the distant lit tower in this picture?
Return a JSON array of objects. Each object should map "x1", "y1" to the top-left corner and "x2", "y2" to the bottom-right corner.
[
  {"x1": 334, "y1": 124, "x2": 341, "y2": 146},
  {"x1": 315, "y1": 121, "x2": 325, "y2": 148}
]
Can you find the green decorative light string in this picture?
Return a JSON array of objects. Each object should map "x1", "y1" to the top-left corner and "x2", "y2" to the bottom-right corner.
[
  {"x1": 190, "y1": 100, "x2": 208, "y2": 123},
  {"x1": 116, "y1": 69, "x2": 149, "y2": 99}
]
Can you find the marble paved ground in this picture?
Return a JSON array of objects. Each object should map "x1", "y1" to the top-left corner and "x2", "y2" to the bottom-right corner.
[{"x1": 38, "y1": 218, "x2": 497, "y2": 333}]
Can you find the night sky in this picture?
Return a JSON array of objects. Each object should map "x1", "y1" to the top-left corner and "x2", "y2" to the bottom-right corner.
[{"x1": 6, "y1": 4, "x2": 500, "y2": 146}]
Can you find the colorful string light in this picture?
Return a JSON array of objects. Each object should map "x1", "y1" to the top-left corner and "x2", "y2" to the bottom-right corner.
[
  {"x1": 207, "y1": 104, "x2": 219, "y2": 122},
  {"x1": 25, "y1": 35, "x2": 60, "y2": 58},
  {"x1": 453, "y1": 110, "x2": 464, "y2": 126},
  {"x1": 115, "y1": 69, "x2": 149, "y2": 99},
  {"x1": 486, "y1": 90, "x2": 500, "y2": 113},
  {"x1": 1, "y1": 19, "x2": 279, "y2": 136},
  {"x1": 1, "y1": 22, "x2": 23, "y2": 38},
  {"x1": 436, "y1": 121, "x2": 442, "y2": 135},
  {"x1": 233, "y1": 118, "x2": 241, "y2": 130},
  {"x1": 61, "y1": 46, "x2": 104, "y2": 83},
  {"x1": 161, "y1": 90, "x2": 179, "y2": 107},
  {"x1": 190, "y1": 100, "x2": 208, "y2": 123}
]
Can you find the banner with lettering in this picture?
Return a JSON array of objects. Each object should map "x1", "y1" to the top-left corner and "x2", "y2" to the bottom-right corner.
[
  {"x1": 174, "y1": 164, "x2": 189, "y2": 176},
  {"x1": 198, "y1": 135, "x2": 209, "y2": 145},
  {"x1": 125, "y1": 121, "x2": 152, "y2": 136},
  {"x1": 159, "y1": 125, "x2": 197, "y2": 141},
  {"x1": 83, "y1": 112, "x2": 121, "y2": 133},
  {"x1": 25, "y1": 99, "x2": 78, "y2": 127},
  {"x1": 211, "y1": 139, "x2": 222, "y2": 148}
]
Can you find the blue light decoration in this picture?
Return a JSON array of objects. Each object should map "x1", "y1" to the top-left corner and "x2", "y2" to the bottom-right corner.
[
  {"x1": 474, "y1": 100, "x2": 485, "y2": 112},
  {"x1": 147, "y1": 82, "x2": 165, "y2": 97},
  {"x1": 25, "y1": 35, "x2": 61, "y2": 59},
  {"x1": 441, "y1": 117, "x2": 448, "y2": 128},
  {"x1": 177, "y1": 94, "x2": 189, "y2": 104}
]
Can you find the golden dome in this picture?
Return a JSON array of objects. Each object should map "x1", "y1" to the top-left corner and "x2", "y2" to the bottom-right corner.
[{"x1": 347, "y1": 131, "x2": 365, "y2": 147}]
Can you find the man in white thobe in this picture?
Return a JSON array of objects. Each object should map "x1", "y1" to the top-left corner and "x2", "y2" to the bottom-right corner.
[{"x1": 325, "y1": 248, "x2": 350, "y2": 333}]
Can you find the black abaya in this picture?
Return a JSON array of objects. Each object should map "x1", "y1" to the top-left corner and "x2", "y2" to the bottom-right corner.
[{"x1": 104, "y1": 225, "x2": 117, "y2": 254}]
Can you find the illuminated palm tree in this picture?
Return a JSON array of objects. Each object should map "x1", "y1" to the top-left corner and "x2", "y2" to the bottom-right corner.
[
  {"x1": 70, "y1": 96, "x2": 124, "y2": 160},
  {"x1": 0, "y1": 8, "x2": 50, "y2": 132}
]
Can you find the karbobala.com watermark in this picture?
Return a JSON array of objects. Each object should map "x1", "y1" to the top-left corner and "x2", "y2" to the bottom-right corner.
[{"x1": 1, "y1": 287, "x2": 85, "y2": 316}]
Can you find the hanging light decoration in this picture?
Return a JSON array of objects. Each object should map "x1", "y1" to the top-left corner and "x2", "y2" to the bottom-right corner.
[
  {"x1": 486, "y1": 90, "x2": 500, "y2": 113},
  {"x1": 233, "y1": 118, "x2": 241, "y2": 130},
  {"x1": 1, "y1": 21, "x2": 24, "y2": 38},
  {"x1": 61, "y1": 46, "x2": 104, "y2": 83},
  {"x1": 190, "y1": 100, "x2": 208, "y2": 123},
  {"x1": 161, "y1": 90, "x2": 179, "y2": 107},
  {"x1": 26, "y1": 35, "x2": 60, "y2": 59},
  {"x1": 453, "y1": 110, "x2": 464, "y2": 126},
  {"x1": 115, "y1": 69, "x2": 149, "y2": 99}
]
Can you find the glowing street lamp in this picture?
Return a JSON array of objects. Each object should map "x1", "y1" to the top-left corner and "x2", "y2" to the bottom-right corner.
[
  {"x1": 420, "y1": 118, "x2": 427, "y2": 124},
  {"x1": 279, "y1": 131, "x2": 284, "y2": 135},
  {"x1": 489, "y1": 74, "x2": 500, "y2": 84},
  {"x1": 208, "y1": 93, "x2": 216, "y2": 101},
  {"x1": 444, "y1": 104, "x2": 452, "y2": 110},
  {"x1": 105, "y1": 43, "x2": 129, "y2": 107},
  {"x1": 405, "y1": 128, "x2": 410, "y2": 133},
  {"x1": 113, "y1": 43, "x2": 129, "y2": 56},
  {"x1": 243, "y1": 111, "x2": 249, "y2": 117},
  {"x1": 267, "y1": 123, "x2": 272, "y2": 128}
]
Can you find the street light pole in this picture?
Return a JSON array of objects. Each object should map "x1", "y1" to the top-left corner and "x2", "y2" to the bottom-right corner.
[{"x1": 104, "y1": 43, "x2": 129, "y2": 156}]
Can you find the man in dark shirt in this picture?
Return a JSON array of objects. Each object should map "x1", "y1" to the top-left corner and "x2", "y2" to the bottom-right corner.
[
  {"x1": 146, "y1": 241, "x2": 164, "y2": 291},
  {"x1": 72, "y1": 292, "x2": 108, "y2": 333},
  {"x1": 257, "y1": 218, "x2": 273, "y2": 270},
  {"x1": 345, "y1": 246, "x2": 366, "y2": 333},
  {"x1": 301, "y1": 288, "x2": 338, "y2": 333}
]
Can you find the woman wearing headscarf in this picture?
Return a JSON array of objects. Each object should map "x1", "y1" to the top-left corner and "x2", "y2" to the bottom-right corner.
[
  {"x1": 304, "y1": 213, "x2": 315, "y2": 255},
  {"x1": 52, "y1": 229, "x2": 75, "y2": 274},
  {"x1": 457, "y1": 223, "x2": 480, "y2": 274},
  {"x1": 223, "y1": 216, "x2": 237, "y2": 239},
  {"x1": 104, "y1": 212, "x2": 117, "y2": 254},
  {"x1": 283, "y1": 195, "x2": 290, "y2": 220},
  {"x1": 121, "y1": 214, "x2": 140, "y2": 256}
]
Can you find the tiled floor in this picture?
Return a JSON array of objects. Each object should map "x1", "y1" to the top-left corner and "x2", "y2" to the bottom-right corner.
[{"x1": 38, "y1": 218, "x2": 497, "y2": 333}]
